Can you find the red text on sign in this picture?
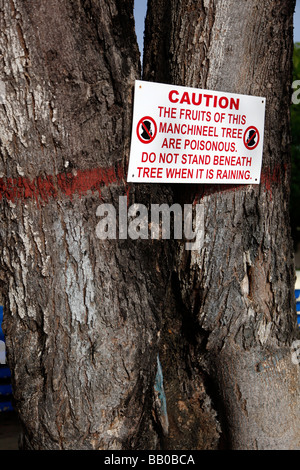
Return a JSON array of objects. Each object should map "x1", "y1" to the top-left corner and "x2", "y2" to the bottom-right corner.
[
  {"x1": 158, "y1": 106, "x2": 177, "y2": 118},
  {"x1": 162, "y1": 138, "x2": 182, "y2": 149},
  {"x1": 221, "y1": 127, "x2": 243, "y2": 139},
  {"x1": 169, "y1": 90, "x2": 240, "y2": 110},
  {"x1": 137, "y1": 167, "x2": 163, "y2": 178}
]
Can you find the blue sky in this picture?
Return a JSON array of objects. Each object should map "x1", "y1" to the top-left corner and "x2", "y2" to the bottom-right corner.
[
  {"x1": 295, "y1": 0, "x2": 300, "y2": 42},
  {"x1": 134, "y1": 0, "x2": 147, "y2": 56},
  {"x1": 134, "y1": 0, "x2": 300, "y2": 55}
]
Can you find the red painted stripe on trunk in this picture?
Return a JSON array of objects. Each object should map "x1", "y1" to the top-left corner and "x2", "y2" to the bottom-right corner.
[{"x1": 0, "y1": 164, "x2": 125, "y2": 204}]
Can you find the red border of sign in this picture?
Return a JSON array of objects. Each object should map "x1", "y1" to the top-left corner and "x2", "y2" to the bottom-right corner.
[
  {"x1": 244, "y1": 126, "x2": 260, "y2": 150},
  {"x1": 137, "y1": 116, "x2": 157, "y2": 144}
]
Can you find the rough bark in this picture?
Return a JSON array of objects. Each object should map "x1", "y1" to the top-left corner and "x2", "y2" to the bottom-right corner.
[
  {"x1": 0, "y1": 0, "x2": 169, "y2": 450},
  {"x1": 143, "y1": 0, "x2": 300, "y2": 450}
]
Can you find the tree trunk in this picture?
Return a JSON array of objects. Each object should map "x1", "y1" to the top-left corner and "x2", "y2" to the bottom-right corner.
[
  {"x1": 0, "y1": 0, "x2": 169, "y2": 450},
  {"x1": 143, "y1": 0, "x2": 300, "y2": 450},
  {"x1": 0, "y1": 0, "x2": 299, "y2": 451}
]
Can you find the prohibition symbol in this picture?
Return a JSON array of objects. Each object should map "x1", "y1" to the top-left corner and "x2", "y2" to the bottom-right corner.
[
  {"x1": 137, "y1": 116, "x2": 157, "y2": 144},
  {"x1": 244, "y1": 126, "x2": 260, "y2": 150}
]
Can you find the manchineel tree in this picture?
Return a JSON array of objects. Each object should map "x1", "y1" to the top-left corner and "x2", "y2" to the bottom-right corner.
[{"x1": 0, "y1": 0, "x2": 299, "y2": 450}]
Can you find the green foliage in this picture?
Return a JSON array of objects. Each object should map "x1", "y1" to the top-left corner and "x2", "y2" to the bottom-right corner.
[{"x1": 290, "y1": 43, "x2": 300, "y2": 250}]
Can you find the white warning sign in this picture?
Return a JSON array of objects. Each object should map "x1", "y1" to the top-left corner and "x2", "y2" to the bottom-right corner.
[{"x1": 127, "y1": 80, "x2": 266, "y2": 184}]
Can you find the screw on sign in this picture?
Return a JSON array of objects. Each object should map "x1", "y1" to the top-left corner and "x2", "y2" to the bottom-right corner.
[
  {"x1": 137, "y1": 116, "x2": 157, "y2": 144},
  {"x1": 244, "y1": 126, "x2": 260, "y2": 150}
]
